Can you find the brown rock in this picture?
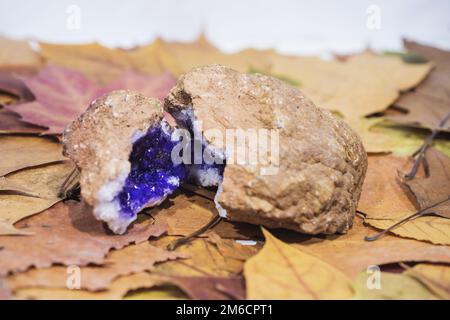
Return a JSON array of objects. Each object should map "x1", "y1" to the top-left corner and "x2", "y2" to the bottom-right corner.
[{"x1": 165, "y1": 65, "x2": 367, "y2": 234}]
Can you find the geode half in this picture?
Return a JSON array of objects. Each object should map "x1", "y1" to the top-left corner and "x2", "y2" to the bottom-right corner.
[
  {"x1": 63, "y1": 90, "x2": 185, "y2": 234},
  {"x1": 165, "y1": 65, "x2": 367, "y2": 234}
]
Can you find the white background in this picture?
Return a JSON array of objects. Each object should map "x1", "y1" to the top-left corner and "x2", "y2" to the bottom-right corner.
[{"x1": 0, "y1": 0, "x2": 449, "y2": 55}]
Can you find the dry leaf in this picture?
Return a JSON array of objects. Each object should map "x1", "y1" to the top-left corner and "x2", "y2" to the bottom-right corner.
[
  {"x1": 404, "y1": 263, "x2": 450, "y2": 299},
  {"x1": 0, "y1": 108, "x2": 45, "y2": 134},
  {"x1": 149, "y1": 191, "x2": 261, "y2": 239},
  {"x1": 0, "y1": 135, "x2": 65, "y2": 176},
  {"x1": 14, "y1": 272, "x2": 164, "y2": 300},
  {"x1": 0, "y1": 161, "x2": 75, "y2": 235},
  {"x1": 148, "y1": 35, "x2": 274, "y2": 76},
  {"x1": 6, "y1": 242, "x2": 185, "y2": 291},
  {"x1": 39, "y1": 42, "x2": 133, "y2": 84},
  {"x1": 244, "y1": 228, "x2": 353, "y2": 299},
  {"x1": 164, "y1": 275, "x2": 245, "y2": 300},
  {"x1": 284, "y1": 217, "x2": 450, "y2": 278},
  {"x1": 0, "y1": 36, "x2": 42, "y2": 71},
  {"x1": 0, "y1": 160, "x2": 74, "y2": 197},
  {"x1": 389, "y1": 41, "x2": 450, "y2": 132},
  {"x1": 152, "y1": 236, "x2": 260, "y2": 277},
  {"x1": 271, "y1": 52, "x2": 431, "y2": 121},
  {"x1": 365, "y1": 216, "x2": 450, "y2": 245},
  {"x1": 352, "y1": 271, "x2": 437, "y2": 300},
  {"x1": 6, "y1": 66, "x2": 175, "y2": 133},
  {"x1": 404, "y1": 148, "x2": 450, "y2": 218},
  {"x1": 0, "y1": 201, "x2": 167, "y2": 276},
  {"x1": 358, "y1": 155, "x2": 417, "y2": 218},
  {"x1": 104, "y1": 70, "x2": 175, "y2": 102}
]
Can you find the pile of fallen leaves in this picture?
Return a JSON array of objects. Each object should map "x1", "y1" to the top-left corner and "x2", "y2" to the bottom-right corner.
[{"x1": 0, "y1": 35, "x2": 449, "y2": 300}]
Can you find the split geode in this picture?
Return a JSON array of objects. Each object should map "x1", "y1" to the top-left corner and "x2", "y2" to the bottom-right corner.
[{"x1": 63, "y1": 65, "x2": 367, "y2": 235}]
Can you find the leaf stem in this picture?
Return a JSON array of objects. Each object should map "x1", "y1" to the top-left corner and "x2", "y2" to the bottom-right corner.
[
  {"x1": 58, "y1": 167, "x2": 80, "y2": 198},
  {"x1": 405, "y1": 110, "x2": 450, "y2": 180},
  {"x1": 167, "y1": 213, "x2": 222, "y2": 251},
  {"x1": 364, "y1": 196, "x2": 450, "y2": 241}
]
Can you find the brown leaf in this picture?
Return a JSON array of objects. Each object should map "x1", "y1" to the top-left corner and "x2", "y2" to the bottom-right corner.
[
  {"x1": 165, "y1": 275, "x2": 245, "y2": 300},
  {"x1": 0, "y1": 160, "x2": 74, "y2": 197},
  {"x1": 151, "y1": 236, "x2": 260, "y2": 277},
  {"x1": 283, "y1": 217, "x2": 450, "y2": 278},
  {"x1": 244, "y1": 228, "x2": 353, "y2": 299},
  {"x1": 358, "y1": 155, "x2": 417, "y2": 218},
  {"x1": 405, "y1": 148, "x2": 450, "y2": 218},
  {"x1": 7, "y1": 242, "x2": 185, "y2": 291},
  {"x1": 0, "y1": 161, "x2": 75, "y2": 235},
  {"x1": 0, "y1": 135, "x2": 65, "y2": 176},
  {"x1": 365, "y1": 216, "x2": 450, "y2": 245},
  {"x1": 0, "y1": 72, "x2": 35, "y2": 102},
  {"x1": 14, "y1": 272, "x2": 164, "y2": 300},
  {"x1": 0, "y1": 108, "x2": 45, "y2": 134},
  {"x1": 0, "y1": 201, "x2": 168, "y2": 276},
  {"x1": 149, "y1": 191, "x2": 261, "y2": 240},
  {"x1": 388, "y1": 41, "x2": 450, "y2": 132}
]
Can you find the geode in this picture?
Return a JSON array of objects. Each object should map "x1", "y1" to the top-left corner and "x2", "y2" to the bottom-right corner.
[{"x1": 64, "y1": 65, "x2": 367, "y2": 235}]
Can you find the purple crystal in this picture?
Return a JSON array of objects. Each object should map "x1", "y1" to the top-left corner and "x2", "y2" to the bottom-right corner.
[{"x1": 116, "y1": 123, "x2": 186, "y2": 217}]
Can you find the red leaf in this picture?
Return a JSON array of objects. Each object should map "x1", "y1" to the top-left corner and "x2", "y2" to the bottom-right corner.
[{"x1": 6, "y1": 66, "x2": 176, "y2": 134}]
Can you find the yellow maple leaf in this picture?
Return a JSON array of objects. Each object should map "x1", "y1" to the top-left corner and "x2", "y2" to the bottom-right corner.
[{"x1": 244, "y1": 228, "x2": 353, "y2": 299}]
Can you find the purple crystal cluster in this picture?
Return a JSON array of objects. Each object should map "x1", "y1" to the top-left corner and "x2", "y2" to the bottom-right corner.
[
  {"x1": 116, "y1": 118, "x2": 225, "y2": 220},
  {"x1": 116, "y1": 124, "x2": 186, "y2": 217}
]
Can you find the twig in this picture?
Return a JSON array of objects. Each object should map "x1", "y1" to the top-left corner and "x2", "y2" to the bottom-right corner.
[
  {"x1": 405, "y1": 110, "x2": 450, "y2": 180},
  {"x1": 365, "y1": 196, "x2": 450, "y2": 241},
  {"x1": 58, "y1": 167, "x2": 80, "y2": 199},
  {"x1": 167, "y1": 213, "x2": 222, "y2": 251}
]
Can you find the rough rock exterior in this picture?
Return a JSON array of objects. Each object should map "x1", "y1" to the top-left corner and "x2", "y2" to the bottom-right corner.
[
  {"x1": 62, "y1": 90, "x2": 163, "y2": 232},
  {"x1": 166, "y1": 65, "x2": 367, "y2": 234}
]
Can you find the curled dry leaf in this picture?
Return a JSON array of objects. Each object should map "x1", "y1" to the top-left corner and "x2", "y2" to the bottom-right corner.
[
  {"x1": 6, "y1": 242, "x2": 186, "y2": 291},
  {"x1": 244, "y1": 228, "x2": 353, "y2": 299},
  {"x1": 0, "y1": 201, "x2": 168, "y2": 276},
  {"x1": 0, "y1": 135, "x2": 65, "y2": 176}
]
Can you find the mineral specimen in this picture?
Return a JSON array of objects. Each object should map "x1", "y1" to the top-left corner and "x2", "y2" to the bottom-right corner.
[
  {"x1": 64, "y1": 65, "x2": 367, "y2": 235},
  {"x1": 165, "y1": 65, "x2": 367, "y2": 234}
]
